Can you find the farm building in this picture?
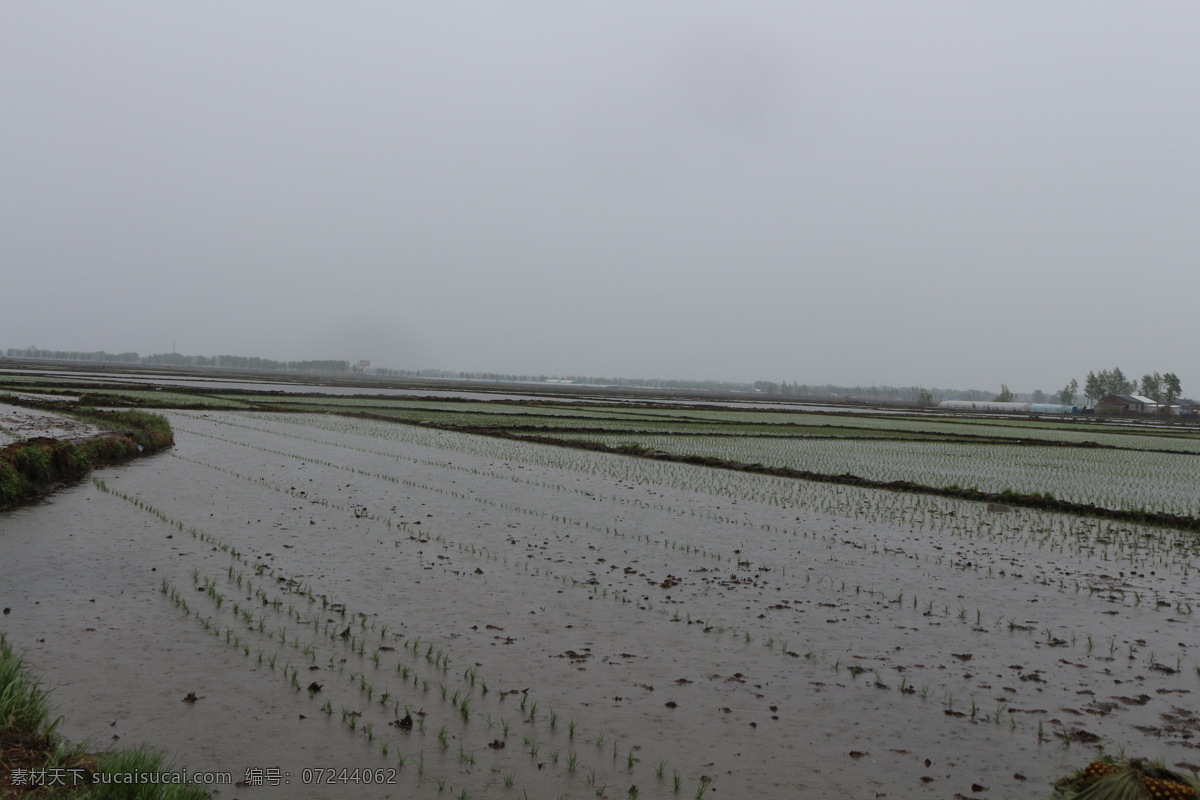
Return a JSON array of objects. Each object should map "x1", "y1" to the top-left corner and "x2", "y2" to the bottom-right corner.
[
  {"x1": 1095, "y1": 395, "x2": 1161, "y2": 415},
  {"x1": 1171, "y1": 398, "x2": 1200, "y2": 416}
]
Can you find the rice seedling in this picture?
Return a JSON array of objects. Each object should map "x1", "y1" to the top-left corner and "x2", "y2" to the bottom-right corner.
[{"x1": 0, "y1": 635, "x2": 62, "y2": 739}]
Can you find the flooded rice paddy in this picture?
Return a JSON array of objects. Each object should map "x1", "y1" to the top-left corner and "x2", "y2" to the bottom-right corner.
[{"x1": 2, "y1": 410, "x2": 1199, "y2": 799}]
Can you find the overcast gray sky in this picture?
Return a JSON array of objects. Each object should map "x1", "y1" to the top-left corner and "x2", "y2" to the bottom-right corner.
[{"x1": 3, "y1": 2, "x2": 1197, "y2": 392}]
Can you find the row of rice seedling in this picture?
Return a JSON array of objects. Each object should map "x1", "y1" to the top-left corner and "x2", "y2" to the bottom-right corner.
[
  {"x1": 558, "y1": 404, "x2": 1200, "y2": 453},
  {"x1": 203, "y1": 412, "x2": 1200, "y2": 581},
  {"x1": 232, "y1": 395, "x2": 669, "y2": 421},
  {"x1": 163, "y1": 431, "x2": 1040, "y2": 759},
  {"x1": 80, "y1": 389, "x2": 257, "y2": 408},
  {"x1": 325, "y1": 412, "x2": 1195, "y2": 605},
  {"x1": 171, "y1": 412, "x2": 1200, "y2": 692},
  {"x1": 172, "y1": 417, "x2": 1199, "y2": 608},
  {"x1": 549, "y1": 432, "x2": 1200, "y2": 517},
  {"x1": 357, "y1": 409, "x2": 886, "y2": 435},
  {"x1": 174, "y1": 417, "x2": 1176, "y2": 652},
  {"x1": 235, "y1": 412, "x2": 1199, "y2": 558},
  {"x1": 90, "y1": 460, "x2": 698, "y2": 800},
  {"x1": 142, "y1": 410, "x2": 1200, "y2": 795}
]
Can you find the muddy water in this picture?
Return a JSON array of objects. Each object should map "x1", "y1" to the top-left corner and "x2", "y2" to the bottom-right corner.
[{"x1": 2, "y1": 411, "x2": 1198, "y2": 799}]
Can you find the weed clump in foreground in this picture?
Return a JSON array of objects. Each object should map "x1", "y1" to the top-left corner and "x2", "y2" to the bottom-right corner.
[
  {"x1": 0, "y1": 634, "x2": 210, "y2": 799},
  {"x1": 0, "y1": 410, "x2": 173, "y2": 509},
  {"x1": 1052, "y1": 758, "x2": 1200, "y2": 799}
]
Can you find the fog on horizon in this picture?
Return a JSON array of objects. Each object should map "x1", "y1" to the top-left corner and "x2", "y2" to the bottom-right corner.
[{"x1": 3, "y1": 2, "x2": 1198, "y2": 395}]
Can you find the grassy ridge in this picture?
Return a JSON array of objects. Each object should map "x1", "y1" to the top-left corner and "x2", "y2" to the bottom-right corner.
[{"x1": 0, "y1": 410, "x2": 173, "y2": 510}]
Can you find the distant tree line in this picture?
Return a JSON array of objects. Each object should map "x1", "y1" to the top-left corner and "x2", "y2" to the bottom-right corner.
[
  {"x1": 1041, "y1": 367, "x2": 1183, "y2": 407},
  {"x1": 6, "y1": 348, "x2": 350, "y2": 374}
]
